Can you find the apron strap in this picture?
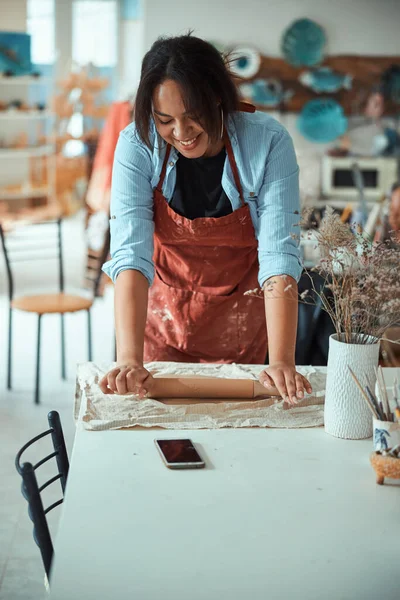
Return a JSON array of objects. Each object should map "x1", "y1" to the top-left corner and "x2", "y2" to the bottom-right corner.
[
  {"x1": 156, "y1": 143, "x2": 172, "y2": 194},
  {"x1": 223, "y1": 130, "x2": 245, "y2": 207},
  {"x1": 238, "y1": 101, "x2": 256, "y2": 113},
  {"x1": 223, "y1": 102, "x2": 255, "y2": 207}
]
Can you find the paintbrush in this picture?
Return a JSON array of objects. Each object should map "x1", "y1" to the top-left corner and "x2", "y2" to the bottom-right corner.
[
  {"x1": 366, "y1": 385, "x2": 385, "y2": 420},
  {"x1": 379, "y1": 366, "x2": 392, "y2": 421},
  {"x1": 375, "y1": 366, "x2": 392, "y2": 422},
  {"x1": 393, "y1": 374, "x2": 400, "y2": 423},
  {"x1": 348, "y1": 367, "x2": 379, "y2": 419}
]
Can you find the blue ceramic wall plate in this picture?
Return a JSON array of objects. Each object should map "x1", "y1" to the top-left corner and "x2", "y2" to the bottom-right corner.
[
  {"x1": 229, "y1": 46, "x2": 261, "y2": 79},
  {"x1": 281, "y1": 18, "x2": 326, "y2": 67},
  {"x1": 297, "y1": 98, "x2": 348, "y2": 143},
  {"x1": 240, "y1": 78, "x2": 293, "y2": 107},
  {"x1": 299, "y1": 67, "x2": 352, "y2": 93}
]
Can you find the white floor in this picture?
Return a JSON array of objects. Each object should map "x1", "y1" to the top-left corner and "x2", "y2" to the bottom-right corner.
[{"x1": 0, "y1": 211, "x2": 115, "y2": 599}]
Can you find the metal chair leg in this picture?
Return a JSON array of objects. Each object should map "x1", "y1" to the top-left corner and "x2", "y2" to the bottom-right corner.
[
  {"x1": 35, "y1": 314, "x2": 42, "y2": 405},
  {"x1": 61, "y1": 314, "x2": 66, "y2": 380},
  {"x1": 7, "y1": 307, "x2": 12, "y2": 390},
  {"x1": 87, "y1": 309, "x2": 92, "y2": 361}
]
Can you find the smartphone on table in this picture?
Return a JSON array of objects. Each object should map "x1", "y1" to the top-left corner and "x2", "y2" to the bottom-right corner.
[{"x1": 155, "y1": 438, "x2": 205, "y2": 469}]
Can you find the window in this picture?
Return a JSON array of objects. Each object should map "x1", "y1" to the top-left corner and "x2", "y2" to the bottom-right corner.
[
  {"x1": 72, "y1": 0, "x2": 118, "y2": 67},
  {"x1": 27, "y1": 0, "x2": 55, "y2": 65}
]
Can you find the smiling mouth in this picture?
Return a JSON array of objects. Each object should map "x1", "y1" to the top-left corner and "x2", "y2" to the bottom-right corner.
[{"x1": 174, "y1": 134, "x2": 200, "y2": 147}]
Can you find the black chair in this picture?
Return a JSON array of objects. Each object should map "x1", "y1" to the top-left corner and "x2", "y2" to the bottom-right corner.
[
  {"x1": 15, "y1": 410, "x2": 69, "y2": 580},
  {"x1": 0, "y1": 218, "x2": 94, "y2": 404},
  {"x1": 84, "y1": 219, "x2": 110, "y2": 298}
]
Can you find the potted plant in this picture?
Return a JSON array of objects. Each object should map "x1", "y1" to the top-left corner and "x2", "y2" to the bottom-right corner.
[{"x1": 301, "y1": 207, "x2": 400, "y2": 439}]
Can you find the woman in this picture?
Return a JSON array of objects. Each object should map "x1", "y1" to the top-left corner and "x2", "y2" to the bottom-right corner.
[{"x1": 100, "y1": 34, "x2": 312, "y2": 404}]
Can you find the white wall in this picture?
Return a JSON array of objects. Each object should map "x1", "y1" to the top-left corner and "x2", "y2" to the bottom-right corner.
[
  {"x1": 0, "y1": 0, "x2": 27, "y2": 31},
  {"x1": 143, "y1": 0, "x2": 400, "y2": 55},
  {"x1": 118, "y1": 19, "x2": 144, "y2": 99}
]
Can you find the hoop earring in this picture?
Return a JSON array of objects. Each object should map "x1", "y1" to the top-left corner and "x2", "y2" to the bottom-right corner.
[{"x1": 220, "y1": 105, "x2": 224, "y2": 139}]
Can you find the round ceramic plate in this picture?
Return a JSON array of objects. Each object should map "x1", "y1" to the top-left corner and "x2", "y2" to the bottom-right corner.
[
  {"x1": 229, "y1": 46, "x2": 261, "y2": 79},
  {"x1": 281, "y1": 18, "x2": 326, "y2": 67},
  {"x1": 297, "y1": 98, "x2": 348, "y2": 143}
]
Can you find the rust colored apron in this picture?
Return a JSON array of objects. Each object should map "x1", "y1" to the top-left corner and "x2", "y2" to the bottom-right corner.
[{"x1": 144, "y1": 105, "x2": 267, "y2": 364}]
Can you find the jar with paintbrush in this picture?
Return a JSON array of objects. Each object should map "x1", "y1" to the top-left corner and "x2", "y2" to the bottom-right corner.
[
  {"x1": 349, "y1": 367, "x2": 400, "y2": 485},
  {"x1": 372, "y1": 367, "x2": 400, "y2": 450}
]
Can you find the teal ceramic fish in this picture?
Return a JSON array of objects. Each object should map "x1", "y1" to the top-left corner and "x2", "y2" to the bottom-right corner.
[
  {"x1": 240, "y1": 79, "x2": 293, "y2": 107},
  {"x1": 299, "y1": 67, "x2": 352, "y2": 93}
]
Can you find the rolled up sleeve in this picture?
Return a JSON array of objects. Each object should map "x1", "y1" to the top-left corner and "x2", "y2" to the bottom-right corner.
[
  {"x1": 102, "y1": 128, "x2": 155, "y2": 285},
  {"x1": 256, "y1": 130, "x2": 303, "y2": 287}
]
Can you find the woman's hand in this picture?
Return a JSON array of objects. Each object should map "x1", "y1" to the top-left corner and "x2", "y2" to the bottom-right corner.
[
  {"x1": 258, "y1": 362, "x2": 312, "y2": 406},
  {"x1": 99, "y1": 363, "x2": 153, "y2": 398}
]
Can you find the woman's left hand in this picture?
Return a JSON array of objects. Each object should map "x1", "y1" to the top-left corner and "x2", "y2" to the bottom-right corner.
[{"x1": 258, "y1": 362, "x2": 313, "y2": 406}]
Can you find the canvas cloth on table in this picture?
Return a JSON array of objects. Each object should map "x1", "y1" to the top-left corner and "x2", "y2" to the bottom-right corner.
[{"x1": 75, "y1": 362, "x2": 326, "y2": 431}]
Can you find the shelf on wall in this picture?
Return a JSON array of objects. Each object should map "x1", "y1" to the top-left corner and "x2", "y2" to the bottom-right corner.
[
  {"x1": 0, "y1": 111, "x2": 53, "y2": 120},
  {"x1": 0, "y1": 145, "x2": 55, "y2": 158},
  {"x1": 315, "y1": 198, "x2": 382, "y2": 210},
  {"x1": 0, "y1": 186, "x2": 50, "y2": 200},
  {"x1": 0, "y1": 76, "x2": 50, "y2": 85}
]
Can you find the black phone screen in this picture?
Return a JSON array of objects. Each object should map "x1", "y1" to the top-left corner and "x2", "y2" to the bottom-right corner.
[{"x1": 156, "y1": 439, "x2": 203, "y2": 464}]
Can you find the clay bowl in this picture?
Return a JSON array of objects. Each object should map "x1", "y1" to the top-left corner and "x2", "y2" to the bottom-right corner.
[{"x1": 370, "y1": 452, "x2": 400, "y2": 485}]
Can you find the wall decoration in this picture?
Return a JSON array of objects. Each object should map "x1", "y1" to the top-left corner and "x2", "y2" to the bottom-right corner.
[
  {"x1": 239, "y1": 78, "x2": 293, "y2": 108},
  {"x1": 229, "y1": 46, "x2": 261, "y2": 79},
  {"x1": 297, "y1": 98, "x2": 348, "y2": 143},
  {"x1": 281, "y1": 18, "x2": 326, "y2": 68},
  {"x1": 238, "y1": 55, "x2": 400, "y2": 116},
  {"x1": 372, "y1": 127, "x2": 400, "y2": 156},
  {"x1": 381, "y1": 64, "x2": 400, "y2": 104},
  {"x1": 364, "y1": 91, "x2": 385, "y2": 119},
  {"x1": 216, "y1": 18, "x2": 400, "y2": 123},
  {"x1": 0, "y1": 32, "x2": 32, "y2": 76},
  {"x1": 299, "y1": 67, "x2": 352, "y2": 93}
]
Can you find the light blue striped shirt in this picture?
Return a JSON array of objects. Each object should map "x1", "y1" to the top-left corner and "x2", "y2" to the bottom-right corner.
[{"x1": 103, "y1": 110, "x2": 302, "y2": 287}]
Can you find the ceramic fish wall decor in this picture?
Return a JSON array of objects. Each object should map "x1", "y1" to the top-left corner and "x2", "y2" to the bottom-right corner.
[
  {"x1": 240, "y1": 78, "x2": 293, "y2": 107},
  {"x1": 299, "y1": 67, "x2": 352, "y2": 93}
]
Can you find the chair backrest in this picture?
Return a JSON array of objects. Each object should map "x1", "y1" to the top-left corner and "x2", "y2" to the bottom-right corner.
[
  {"x1": 0, "y1": 219, "x2": 64, "y2": 302},
  {"x1": 15, "y1": 410, "x2": 69, "y2": 578},
  {"x1": 85, "y1": 225, "x2": 110, "y2": 297}
]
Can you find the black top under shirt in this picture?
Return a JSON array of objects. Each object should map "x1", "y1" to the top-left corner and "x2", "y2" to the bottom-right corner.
[{"x1": 169, "y1": 147, "x2": 233, "y2": 220}]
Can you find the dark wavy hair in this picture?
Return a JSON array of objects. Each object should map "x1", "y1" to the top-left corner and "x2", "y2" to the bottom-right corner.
[{"x1": 134, "y1": 33, "x2": 240, "y2": 149}]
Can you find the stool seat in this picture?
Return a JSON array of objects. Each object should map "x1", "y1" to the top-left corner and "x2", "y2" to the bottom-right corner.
[{"x1": 11, "y1": 293, "x2": 93, "y2": 315}]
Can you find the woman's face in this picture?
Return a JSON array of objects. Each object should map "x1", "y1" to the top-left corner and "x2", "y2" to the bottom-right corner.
[{"x1": 152, "y1": 79, "x2": 222, "y2": 158}]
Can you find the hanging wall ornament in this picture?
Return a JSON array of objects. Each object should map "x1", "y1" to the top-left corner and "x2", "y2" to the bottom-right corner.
[
  {"x1": 381, "y1": 64, "x2": 400, "y2": 105},
  {"x1": 229, "y1": 46, "x2": 261, "y2": 79},
  {"x1": 240, "y1": 78, "x2": 293, "y2": 107},
  {"x1": 281, "y1": 18, "x2": 326, "y2": 68},
  {"x1": 299, "y1": 67, "x2": 352, "y2": 93},
  {"x1": 297, "y1": 98, "x2": 348, "y2": 143},
  {"x1": 364, "y1": 91, "x2": 385, "y2": 119}
]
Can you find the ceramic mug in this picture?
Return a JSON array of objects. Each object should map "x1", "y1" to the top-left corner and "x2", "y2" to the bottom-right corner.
[{"x1": 373, "y1": 418, "x2": 400, "y2": 451}]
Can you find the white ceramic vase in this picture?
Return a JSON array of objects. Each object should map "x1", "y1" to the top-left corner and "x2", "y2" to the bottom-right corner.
[{"x1": 324, "y1": 333, "x2": 380, "y2": 439}]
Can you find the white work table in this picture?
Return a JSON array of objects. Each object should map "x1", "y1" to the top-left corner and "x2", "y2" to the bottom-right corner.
[{"x1": 49, "y1": 424, "x2": 400, "y2": 600}]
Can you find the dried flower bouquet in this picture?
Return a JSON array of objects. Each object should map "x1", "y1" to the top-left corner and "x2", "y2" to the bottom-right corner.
[{"x1": 246, "y1": 207, "x2": 400, "y2": 346}]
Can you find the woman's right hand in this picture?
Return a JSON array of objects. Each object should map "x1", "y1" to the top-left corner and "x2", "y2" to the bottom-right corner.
[{"x1": 99, "y1": 363, "x2": 153, "y2": 398}]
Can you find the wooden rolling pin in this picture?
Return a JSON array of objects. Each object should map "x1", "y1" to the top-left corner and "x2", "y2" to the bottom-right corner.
[{"x1": 146, "y1": 377, "x2": 280, "y2": 399}]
